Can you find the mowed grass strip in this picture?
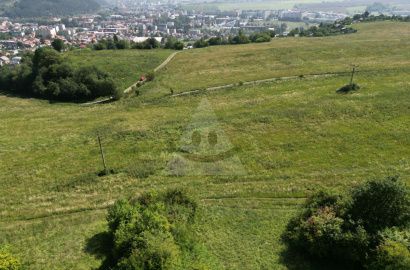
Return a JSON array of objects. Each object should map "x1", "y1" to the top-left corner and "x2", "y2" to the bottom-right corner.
[{"x1": 157, "y1": 21, "x2": 409, "y2": 93}]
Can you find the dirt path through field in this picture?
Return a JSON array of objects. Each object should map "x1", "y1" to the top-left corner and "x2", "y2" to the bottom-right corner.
[
  {"x1": 172, "y1": 72, "x2": 344, "y2": 96},
  {"x1": 81, "y1": 51, "x2": 180, "y2": 105}
]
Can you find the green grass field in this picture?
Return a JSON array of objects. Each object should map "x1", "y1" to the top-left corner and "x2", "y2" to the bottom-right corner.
[
  {"x1": 153, "y1": 22, "x2": 409, "y2": 95},
  {"x1": 182, "y1": 0, "x2": 344, "y2": 12},
  {"x1": 66, "y1": 49, "x2": 174, "y2": 91},
  {"x1": 0, "y1": 21, "x2": 409, "y2": 269}
]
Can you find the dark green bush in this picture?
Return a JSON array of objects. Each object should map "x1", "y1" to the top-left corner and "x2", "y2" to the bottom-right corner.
[
  {"x1": 283, "y1": 176, "x2": 410, "y2": 269},
  {"x1": 112, "y1": 87, "x2": 123, "y2": 101},
  {"x1": 116, "y1": 40, "x2": 130, "y2": 50},
  {"x1": 232, "y1": 34, "x2": 250, "y2": 44},
  {"x1": 347, "y1": 176, "x2": 410, "y2": 234},
  {"x1": 146, "y1": 71, "x2": 156, "y2": 82},
  {"x1": 93, "y1": 42, "x2": 107, "y2": 50},
  {"x1": 193, "y1": 38, "x2": 209, "y2": 48},
  {"x1": 337, "y1": 83, "x2": 360, "y2": 94},
  {"x1": 285, "y1": 205, "x2": 369, "y2": 264},
  {"x1": 132, "y1": 38, "x2": 161, "y2": 50},
  {"x1": 116, "y1": 231, "x2": 180, "y2": 270},
  {"x1": 174, "y1": 41, "x2": 184, "y2": 50},
  {"x1": 371, "y1": 229, "x2": 410, "y2": 270},
  {"x1": 249, "y1": 33, "x2": 271, "y2": 43},
  {"x1": 102, "y1": 188, "x2": 210, "y2": 269}
]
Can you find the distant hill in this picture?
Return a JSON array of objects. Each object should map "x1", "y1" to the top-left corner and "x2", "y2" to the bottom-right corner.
[{"x1": 0, "y1": 0, "x2": 100, "y2": 18}]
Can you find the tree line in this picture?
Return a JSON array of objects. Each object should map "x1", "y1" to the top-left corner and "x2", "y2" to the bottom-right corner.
[
  {"x1": 350, "y1": 12, "x2": 410, "y2": 23},
  {"x1": 286, "y1": 23, "x2": 357, "y2": 37},
  {"x1": 0, "y1": 47, "x2": 120, "y2": 102},
  {"x1": 194, "y1": 30, "x2": 276, "y2": 48},
  {"x1": 4, "y1": 0, "x2": 100, "y2": 19},
  {"x1": 273, "y1": 13, "x2": 409, "y2": 38},
  {"x1": 93, "y1": 34, "x2": 185, "y2": 51}
]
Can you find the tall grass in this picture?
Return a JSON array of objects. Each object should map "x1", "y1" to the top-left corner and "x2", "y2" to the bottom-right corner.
[
  {"x1": 156, "y1": 22, "x2": 409, "y2": 94},
  {"x1": 0, "y1": 21, "x2": 408, "y2": 269}
]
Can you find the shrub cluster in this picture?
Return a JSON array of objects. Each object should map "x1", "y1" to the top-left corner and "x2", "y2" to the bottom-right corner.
[
  {"x1": 105, "y1": 188, "x2": 215, "y2": 269},
  {"x1": 0, "y1": 47, "x2": 120, "y2": 102},
  {"x1": 337, "y1": 83, "x2": 360, "y2": 94},
  {"x1": 93, "y1": 34, "x2": 130, "y2": 50},
  {"x1": 95, "y1": 36, "x2": 185, "y2": 51},
  {"x1": 283, "y1": 176, "x2": 410, "y2": 269},
  {"x1": 370, "y1": 228, "x2": 410, "y2": 270},
  {"x1": 350, "y1": 12, "x2": 410, "y2": 23},
  {"x1": 164, "y1": 37, "x2": 185, "y2": 50},
  {"x1": 194, "y1": 30, "x2": 275, "y2": 48},
  {"x1": 132, "y1": 37, "x2": 162, "y2": 50},
  {"x1": 297, "y1": 23, "x2": 357, "y2": 37},
  {"x1": 145, "y1": 71, "x2": 156, "y2": 82}
]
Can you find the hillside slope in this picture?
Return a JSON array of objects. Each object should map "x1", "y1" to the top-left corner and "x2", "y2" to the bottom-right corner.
[
  {"x1": 155, "y1": 21, "x2": 409, "y2": 94},
  {"x1": 0, "y1": 22, "x2": 409, "y2": 269},
  {"x1": 0, "y1": 0, "x2": 100, "y2": 18}
]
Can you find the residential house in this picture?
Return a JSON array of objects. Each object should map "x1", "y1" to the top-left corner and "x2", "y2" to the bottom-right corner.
[
  {"x1": 7, "y1": 49, "x2": 19, "y2": 55},
  {"x1": 0, "y1": 40, "x2": 17, "y2": 49},
  {"x1": 13, "y1": 31, "x2": 25, "y2": 37},
  {"x1": 0, "y1": 56, "x2": 10, "y2": 65},
  {"x1": 9, "y1": 56, "x2": 21, "y2": 68}
]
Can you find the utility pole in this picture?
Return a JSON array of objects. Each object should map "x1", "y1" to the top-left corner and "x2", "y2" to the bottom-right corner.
[
  {"x1": 349, "y1": 64, "x2": 359, "y2": 91},
  {"x1": 97, "y1": 131, "x2": 106, "y2": 170}
]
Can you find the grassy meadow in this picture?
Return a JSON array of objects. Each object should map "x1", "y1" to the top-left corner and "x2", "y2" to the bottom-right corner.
[
  {"x1": 153, "y1": 22, "x2": 410, "y2": 95},
  {"x1": 66, "y1": 49, "x2": 174, "y2": 91},
  {"x1": 0, "y1": 21, "x2": 409, "y2": 269},
  {"x1": 182, "y1": 0, "x2": 409, "y2": 14},
  {"x1": 182, "y1": 0, "x2": 345, "y2": 12}
]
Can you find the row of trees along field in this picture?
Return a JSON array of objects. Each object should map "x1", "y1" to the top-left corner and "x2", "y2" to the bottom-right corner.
[
  {"x1": 194, "y1": 30, "x2": 276, "y2": 48},
  {"x1": 3, "y1": 0, "x2": 100, "y2": 19},
  {"x1": 0, "y1": 47, "x2": 121, "y2": 102},
  {"x1": 93, "y1": 35, "x2": 184, "y2": 51}
]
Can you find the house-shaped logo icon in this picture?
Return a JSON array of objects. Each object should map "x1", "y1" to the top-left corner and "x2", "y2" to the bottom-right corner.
[{"x1": 164, "y1": 98, "x2": 247, "y2": 176}]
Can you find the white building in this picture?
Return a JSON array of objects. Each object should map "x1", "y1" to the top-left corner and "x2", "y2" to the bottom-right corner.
[
  {"x1": 133, "y1": 37, "x2": 162, "y2": 43},
  {"x1": 9, "y1": 56, "x2": 21, "y2": 68},
  {"x1": 0, "y1": 56, "x2": 10, "y2": 65},
  {"x1": 279, "y1": 10, "x2": 303, "y2": 21},
  {"x1": 41, "y1": 28, "x2": 56, "y2": 38}
]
